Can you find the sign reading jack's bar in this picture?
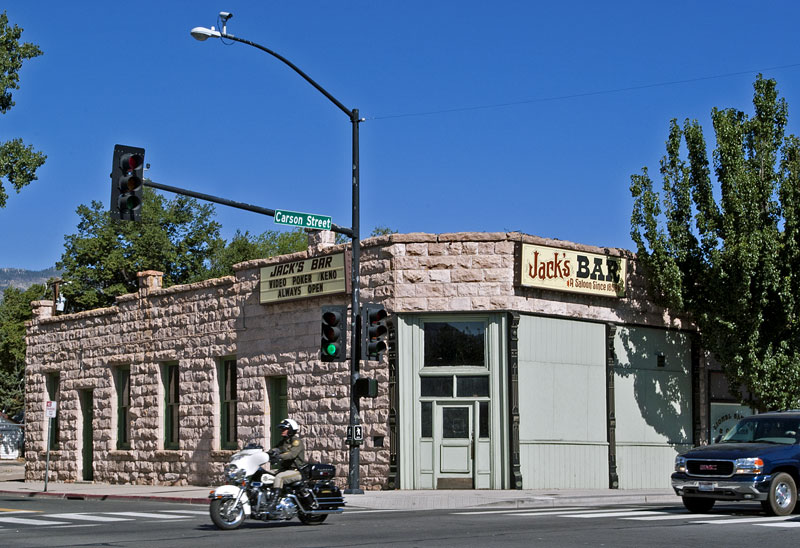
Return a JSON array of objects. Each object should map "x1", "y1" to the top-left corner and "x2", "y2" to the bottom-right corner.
[
  {"x1": 519, "y1": 243, "x2": 627, "y2": 297},
  {"x1": 260, "y1": 251, "x2": 350, "y2": 304}
]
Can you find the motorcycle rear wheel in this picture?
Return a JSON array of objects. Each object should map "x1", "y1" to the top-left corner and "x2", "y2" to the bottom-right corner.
[
  {"x1": 210, "y1": 498, "x2": 246, "y2": 530},
  {"x1": 298, "y1": 511, "x2": 328, "y2": 525}
]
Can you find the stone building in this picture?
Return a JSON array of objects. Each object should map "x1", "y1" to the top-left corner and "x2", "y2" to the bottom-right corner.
[{"x1": 25, "y1": 231, "x2": 723, "y2": 489}]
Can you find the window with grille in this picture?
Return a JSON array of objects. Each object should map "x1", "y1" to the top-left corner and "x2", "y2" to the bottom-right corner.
[
  {"x1": 116, "y1": 366, "x2": 131, "y2": 450},
  {"x1": 45, "y1": 372, "x2": 60, "y2": 450},
  {"x1": 163, "y1": 363, "x2": 179, "y2": 450},
  {"x1": 220, "y1": 358, "x2": 238, "y2": 450}
]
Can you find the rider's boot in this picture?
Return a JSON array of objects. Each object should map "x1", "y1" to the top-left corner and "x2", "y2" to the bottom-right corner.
[{"x1": 264, "y1": 488, "x2": 283, "y2": 514}]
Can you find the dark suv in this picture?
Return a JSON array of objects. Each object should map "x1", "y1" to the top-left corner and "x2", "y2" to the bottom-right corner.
[{"x1": 672, "y1": 411, "x2": 800, "y2": 515}]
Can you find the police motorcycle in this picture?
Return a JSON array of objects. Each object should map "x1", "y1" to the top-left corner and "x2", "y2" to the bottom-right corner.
[{"x1": 208, "y1": 442, "x2": 345, "y2": 529}]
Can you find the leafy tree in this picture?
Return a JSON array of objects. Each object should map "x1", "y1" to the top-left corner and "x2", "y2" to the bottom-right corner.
[
  {"x1": 207, "y1": 228, "x2": 308, "y2": 278},
  {"x1": 57, "y1": 188, "x2": 224, "y2": 312},
  {"x1": 630, "y1": 75, "x2": 800, "y2": 411},
  {"x1": 370, "y1": 225, "x2": 397, "y2": 236},
  {"x1": 0, "y1": 11, "x2": 45, "y2": 208},
  {"x1": 0, "y1": 284, "x2": 45, "y2": 414}
]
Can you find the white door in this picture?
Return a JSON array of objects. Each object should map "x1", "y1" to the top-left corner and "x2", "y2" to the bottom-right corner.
[{"x1": 436, "y1": 403, "x2": 474, "y2": 489}]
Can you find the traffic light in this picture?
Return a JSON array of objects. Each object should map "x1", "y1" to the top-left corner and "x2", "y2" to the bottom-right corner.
[
  {"x1": 354, "y1": 376, "x2": 379, "y2": 398},
  {"x1": 111, "y1": 144, "x2": 145, "y2": 221},
  {"x1": 320, "y1": 306, "x2": 346, "y2": 362},
  {"x1": 361, "y1": 304, "x2": 389, "y2": 361}
]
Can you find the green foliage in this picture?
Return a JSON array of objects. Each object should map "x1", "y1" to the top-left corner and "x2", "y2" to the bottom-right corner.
[
  {"x1": 207, "y1": 228, "x2": 308, "y2": 278},
  {"x1": 57, "y1": 188, "x2": 224, "y2": 312},
  {"x1": 0, "y1": 11, "x2": 45, "y2": 207},
  {"x1": 370, "y1": 226, "x2": 398, "y2": 236},
  {"x1": 630, "y1": 75, "x2": 800, "y2": 411},
  {"x1": 0, "y1": 284, "x2": 44, "y2": 413}
]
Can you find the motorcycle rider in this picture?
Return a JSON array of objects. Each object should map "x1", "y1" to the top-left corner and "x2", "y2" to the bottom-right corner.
[{"x1": 265, "y1": 418, "x2": 306, "y2": 511}]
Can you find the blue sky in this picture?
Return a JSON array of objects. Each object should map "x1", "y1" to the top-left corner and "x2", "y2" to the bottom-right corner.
[{"x1": 3, "y1": 1, "x2": 800, "y2": 270}]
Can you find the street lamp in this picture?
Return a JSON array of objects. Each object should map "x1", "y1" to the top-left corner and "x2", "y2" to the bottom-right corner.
[{"x1": 191, "y1": 12, "x2": 365, "y2": 494}]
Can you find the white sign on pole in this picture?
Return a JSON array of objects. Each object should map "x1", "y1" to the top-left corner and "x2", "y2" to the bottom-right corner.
[{"x1": 45, "y1": 400, "x2": 57, "y2": 418}]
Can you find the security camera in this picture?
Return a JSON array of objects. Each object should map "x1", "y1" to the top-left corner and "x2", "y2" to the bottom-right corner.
[{"x1": 219, "y1": 12, "x2": 233, "y2": 21}]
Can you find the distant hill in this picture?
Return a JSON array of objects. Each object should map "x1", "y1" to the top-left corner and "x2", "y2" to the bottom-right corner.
[{"x1": 0, "y1": 267, "x2": 60, "y2": 299}]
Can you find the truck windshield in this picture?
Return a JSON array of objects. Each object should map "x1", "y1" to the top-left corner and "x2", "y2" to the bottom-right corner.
[{"x1": 720, "y1": 417, "x2": 800, "y2": 445}]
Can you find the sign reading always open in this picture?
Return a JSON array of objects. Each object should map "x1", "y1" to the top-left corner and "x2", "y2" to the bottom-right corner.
[{"x1": 260, "y1": 252, "x2": 349, "y2": 304}]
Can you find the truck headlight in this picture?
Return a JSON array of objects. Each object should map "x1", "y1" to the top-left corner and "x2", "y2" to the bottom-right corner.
[
  {"x1": 675, "y1": 456, "x2": 686, "y2": 473},
  {"x1": 734, "y1": 457, "x2": 763, "y2": 474}
]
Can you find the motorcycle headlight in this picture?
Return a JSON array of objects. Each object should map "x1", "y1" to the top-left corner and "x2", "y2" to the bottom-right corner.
[
  {"x1": 224, "y1": 464, "x2": 246, "y2": 483},
  {"x1": 734, "y1": 457, "x2": 764, "y2": 475},
  {"x1": 674, "y1": 456, "x2": 686, "y2": 473}
]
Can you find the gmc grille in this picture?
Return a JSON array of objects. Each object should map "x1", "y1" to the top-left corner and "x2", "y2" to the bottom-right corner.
[{"x1": 686, "y1": 459, "x2": 735, "y2": 477}]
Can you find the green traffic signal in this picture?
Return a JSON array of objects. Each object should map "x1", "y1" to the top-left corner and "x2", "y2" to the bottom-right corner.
[{"x1": 321, "y1": 305, "x2": 346, "y2": 362}]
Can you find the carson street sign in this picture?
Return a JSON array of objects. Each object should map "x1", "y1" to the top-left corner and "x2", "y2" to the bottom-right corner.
[{"x1": 274, "y1": 208, "x2": 332, "y2": 230}]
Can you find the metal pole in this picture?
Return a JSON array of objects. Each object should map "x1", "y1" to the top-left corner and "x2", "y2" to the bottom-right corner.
[
  {"x1": 347, "y1": 110, "x2": 363, "y2": 494},
  {"x1": 197, "y1": 29, "x2": 364, "y2": 493},
  {"x1": 44, "y1": 418, "x2": 51, "y2": 492}
]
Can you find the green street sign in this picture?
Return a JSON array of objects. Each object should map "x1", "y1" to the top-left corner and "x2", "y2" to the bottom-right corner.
[{"x1": 274, "y1": 209, "x2": 332, "y2": 230}]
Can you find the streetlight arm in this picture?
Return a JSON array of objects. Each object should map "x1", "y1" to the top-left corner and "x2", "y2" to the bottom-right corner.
[
  {"x1": 220, "y1": 33, "x2": 355, "y2": 121},
  {"x1": 191, "y1": 20, "x2": 365, "y2": 492}
]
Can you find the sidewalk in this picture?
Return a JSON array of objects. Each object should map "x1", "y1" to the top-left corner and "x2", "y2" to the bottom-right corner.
[{"x1": 0, "y1": 460, "x2": 679, "y2": 510}]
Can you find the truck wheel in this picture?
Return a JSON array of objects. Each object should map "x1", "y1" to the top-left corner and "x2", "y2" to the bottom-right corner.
[
  {"x1": 682, "y1": 496, "x2": 715, "y2": 513},
  {"x1": 764, "y1": 472, "x2": 797, "y2": 516}
]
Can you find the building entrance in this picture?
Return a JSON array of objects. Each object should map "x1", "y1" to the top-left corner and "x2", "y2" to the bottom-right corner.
[{"x1": 435, "y1": 403, "x2": 474, "y2": 488}]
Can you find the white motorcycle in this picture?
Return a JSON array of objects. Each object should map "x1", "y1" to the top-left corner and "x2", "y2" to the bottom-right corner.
[{"x1": 208, "y1": 443, "x2": 345, "y2": 530}]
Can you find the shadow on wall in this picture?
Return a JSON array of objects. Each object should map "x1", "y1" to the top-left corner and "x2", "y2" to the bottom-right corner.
[{"x1": 614, "y1": 327, "x2": 692, "y2": 444}]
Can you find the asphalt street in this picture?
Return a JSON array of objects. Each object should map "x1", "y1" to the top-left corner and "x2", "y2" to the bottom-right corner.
[{"x1": 0, "y1": 495, "x2": 797, "y2": 548}]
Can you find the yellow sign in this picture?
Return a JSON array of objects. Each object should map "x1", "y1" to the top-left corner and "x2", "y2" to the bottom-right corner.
[
  {"x1": 519, "y1": 243, "x2": 626, "y2": 297},
  {"x1": 260, "y1": 252, "x2": 348, "y2": 303}
]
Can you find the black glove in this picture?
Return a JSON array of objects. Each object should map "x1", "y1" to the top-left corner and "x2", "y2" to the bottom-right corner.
[{"x1": 267, "y1": 448, "x2": 279, "y2": 458}]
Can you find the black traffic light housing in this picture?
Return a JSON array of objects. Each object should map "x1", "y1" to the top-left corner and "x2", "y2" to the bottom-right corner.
[
  {"x1": 321, "y1": 305, "x2": 347, "y2": 362},
  {"x1": 361, "y1": 303, "x2": 389, "y2": 361},
  {"x1": 111, "y1": 144, "x2": 145, "y2": 221},
  {"x1": 354, "y1": 376, "x2": 379, "y2": 398}
]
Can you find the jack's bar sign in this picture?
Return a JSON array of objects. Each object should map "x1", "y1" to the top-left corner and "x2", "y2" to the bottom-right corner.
[
  {"x1": 519, "y1": 243, "x2": 627, "y2": 297},
  {"x1": 260, "y1": 252, "x2": 349, "y2": 304}
]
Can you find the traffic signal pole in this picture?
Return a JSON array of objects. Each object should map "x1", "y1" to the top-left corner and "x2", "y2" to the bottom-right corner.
[
  {"x1": 188, "y1": 21, "x2": 365, "y2": 494},
  {"x1": 348, "y1": 110, "x2": 363, "y2": 494}
]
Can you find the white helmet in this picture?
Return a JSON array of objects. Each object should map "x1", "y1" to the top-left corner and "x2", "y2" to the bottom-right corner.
[{"x1": 279, "y1": 418, "x2": 300, "y2": 436}]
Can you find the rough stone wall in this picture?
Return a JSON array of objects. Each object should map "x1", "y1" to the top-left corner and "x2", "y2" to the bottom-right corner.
[
  {"x1": 363, "y1": 231, "x2": 682, "y2": 328},
  {"x1": 24, "y1": 231, "x2": 691, "y2": 489}
]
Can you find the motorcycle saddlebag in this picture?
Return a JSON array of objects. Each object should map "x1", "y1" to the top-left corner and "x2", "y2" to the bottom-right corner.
[
  {"x1": 309, "y1": 463, "x2": 336, "y2": 480},
  {"x1": 313, "y1": 481, "x2": 345, "y2": 510}
]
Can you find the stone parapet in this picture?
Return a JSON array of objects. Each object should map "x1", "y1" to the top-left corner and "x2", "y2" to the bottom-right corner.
[{"x1": 24, "y1": 231, "x2": 688, "y2": 489}]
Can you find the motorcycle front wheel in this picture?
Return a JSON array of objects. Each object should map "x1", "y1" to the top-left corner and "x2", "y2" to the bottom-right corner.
[
  {"x1": 298, "y1": 511, "x2": 328, "y2": 525},
  {"x1": 210, "y1": 498, "x2": 246, "y2": 530}
]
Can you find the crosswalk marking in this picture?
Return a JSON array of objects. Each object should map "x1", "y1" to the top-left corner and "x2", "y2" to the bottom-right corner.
[
  {"x1": 0, "y1": 508, "x2": 207, "y2": 529},
  {"x1": 691, "y1": 515, "x2": 798, "y2": 525},
  {"x1": 103, "y1": 512, "x2": 194, "y2": 520},
  {"x1": 568, "y1": 510, "x2": 667, "y2": 519},
  {"x1": 625, "y1": 512, "x2": 729, "y2": 521},
  {"x1": 452, "y1": 507, "x2": 584, "y2": 515},
  {"x1": 0, "y1": 516, "x2": 71, "y2": 526},
  {"x1": 508, "y1": 509, "x2": 644, "y2": 517},
  {"x1": 451, "y1": 506, "x2": 800, "y2": 529},
  {"x1": 49, "y1": 513, "x2": 135, "y2": 522}
]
